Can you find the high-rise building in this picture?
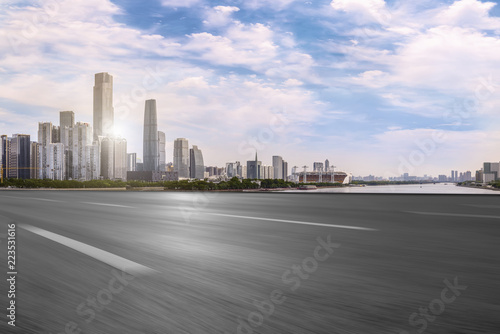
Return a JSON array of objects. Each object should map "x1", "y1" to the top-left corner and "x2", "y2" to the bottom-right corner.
[
  {"x1": 39, "y1": 143, "x2": 65, "y2": 180},
  {"x1": 1, "y1": 135, "x2": 8, "y2": 180},
  {"x1": 60, "y1": 111, "x2": 75, "y2": 163},
  {"x1": 60, "y1": 111, "x2": 75, "y2": 129},
  {"x1": 272, "y1": 156, "x2": 283, "y2": 179},
  {"x1": 247, "y1": 152, "x2": 261, "y2": 179},
  {"x1": 143, "y1": 99, "x2": 159, "y2": 171},
  {"x1": 100, "y1": 137, "x2": 127, "y2": 180},
  {"x1": 127, "y1": 153, "x2": 137, "y2": 172},
  {"x1": 282, "y1": 161, "x2": 288, "y2": 181},
  {"x1": 325, "y1": 159, "x2": 330, "y2": 172},
  {"x1": 93, "y1": 72, "x2": 114, "y2": 141},
  {"x1": 86, "y1": 143, "x2": 100, "y2": 180},
  {"x1": 38, "y1": 122, "x2": 52, "y2": 179},
  {"x1": 30, "y1": 142, "x2": 40, "y2": 179},
  {"x1": 52, "y1": 125, "x2": 60, "y2": 143},
  {"x1": 7, "y1": 134, "x2": 31, "y2": 179},
  {"x1": 189, "y1": 145, "x2": 204, "y2": 179},
  {"x1": 71, "y1": 122, "x2": 93, "y2": 180},
  {"x1": 174, "y1": 138, "x2": 189, "y2": 178},
  {"x1": 158, "y1": 131, "x2": 166, "y2": 172}
]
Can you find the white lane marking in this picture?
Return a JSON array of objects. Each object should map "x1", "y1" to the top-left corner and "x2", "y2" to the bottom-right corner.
[
  {"x1": 465, "y1": 204, "x2": 500, "y2": 209},
  {"x1": 20, "y1": 224, "x2": 157, "y2": 276},
  {"x1": 406, "y1": 211, "x2": 500, "y2": 219},
  {"x1": 1, "y1": 195, "x2": 63, "y2": 202},
  {"x1": 82, "y1": 202, "x2": 135, "y2": 208},
  {"x1": 208, "y1": 213, "x2": 377, "y2": 231}
]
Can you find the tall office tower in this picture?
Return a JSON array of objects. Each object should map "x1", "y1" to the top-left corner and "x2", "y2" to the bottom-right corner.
[
  {"x1": 158, "y1": 131, "x2": 166, "y2": 172},
  {"x1": 38, "y1": 122, "x2": 52, "y2": 179},
  {"x1": 71, "y1": 122, "x2": 93, "y2": 180},
  {"x1": 325, "y1": 159, "x2": 330, "y2": 172},
  {"x1": 455, "y1": 170, "x2": 458, "y2": 182},
  {"x1": 282, "y1": 161, "x2": 288, "y2": 181},
  {"x1": 241, "y1": 165, "x2": 247, "y2": 179},
  {"x1": 52, "y1": 125, "x2": 60, "y2": 143},
  {"x1": 93, "y1": 72, "x2": 114, "y2": 141},
  {"x1": 189, "y1": 145, "x2": 204, "y2": 179},
  {"x1": 246, "y1": 152, "x2": 261, "y2": 179},
  {"x1": 60, "y1": 111, "x2": 75, "y2": 167},
  {"x1": 261, "y1": 165, "x2": 273, "y2": 179},
  {"x1": 40, "y1": 143, "x2": 65, "y2": 180},
  {"x1": 86, "y1": 143, "x2": 100, "y2": 180},
  {"x1": 100, "y1": 137, "x2": 127, "y2": 180},
  {"x1": 1, "y1": 135, "x2": 8, "y2": 180},
  {"x1": 174, "y1": 138, "x2": 189, "y2": 178},
  {"x1": 30, "y1": 142, "x2": 40, "y2": 179},
  {"x1": 272, "y1": 156, "x2": 283, "y2": 179},
  {"x1": 127, "y1": 153, "x2": 137, "y2": 171},
  {"x1": 142, "y1": 99, "x2": 159, "y2": 171},
  {"x1": 313, "y1": 162, "x2": 324, "y2": 172},
  {"x1": 7, "y1": 134, "x2": 31, "y2": 179},
  {"x1": 114, "y1": 138, "x2": 127, "y2": 181},
  {"x1": 60, "y1": 111, "x2": 75, "y2": 129}
]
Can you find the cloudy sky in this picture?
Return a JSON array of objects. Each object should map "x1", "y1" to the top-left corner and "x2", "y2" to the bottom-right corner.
[{"x1": 1, "y1": 0, "x2": 500, "y2": 177}]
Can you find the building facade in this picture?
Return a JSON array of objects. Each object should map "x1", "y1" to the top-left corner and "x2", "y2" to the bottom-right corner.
[
  {"x1": 174, "y1": 138, "x2": 189, "y2": 178},
  {"x1": 143, "y1": 99, "x2": 159, "y2": 171},
  {"x1": 93, "y1": 72, "x2": 114, "y2": 141},
  {"x1": 189, "y1": 145, "x2": 204, "y2": 179}
]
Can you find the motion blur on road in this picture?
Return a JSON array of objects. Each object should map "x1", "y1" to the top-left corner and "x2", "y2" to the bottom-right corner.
[{"x1": 0, "y1": 191, "x2": 499, "y2": 334}]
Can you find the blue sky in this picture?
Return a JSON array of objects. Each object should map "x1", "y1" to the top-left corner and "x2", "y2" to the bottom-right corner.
[{"x1": 1, "y1": 0, "x2": 500, "y2": 176}]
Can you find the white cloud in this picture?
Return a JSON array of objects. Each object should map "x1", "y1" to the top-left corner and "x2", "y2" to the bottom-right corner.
[
  {"x1": 330, "y1": 0, "x2": 392, "y2": 25},
  {"x1": 283, "y1": 79, "x2": 303, "y2": 86},
  {"x1": 203, "y1": 6, "x2": 240, "y2": 27},
  {"x1": 438, "y1": 0, "x2": 500, "y2": 29},
  {"x1": 161, "y1": 0, "x2": 202, "y2": 7},
  {"x1": 244, "y1": 0, "x2": 299, "y2": 10}
]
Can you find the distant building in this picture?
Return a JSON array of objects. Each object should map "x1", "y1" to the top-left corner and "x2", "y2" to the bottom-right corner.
[
  {"x1": 173, "y1": 138, "x2": 189, "y2": 178},
  {"x1": 30, "y1": 142, "x2": 40, "y2": 179},
  {"x1": 4, "y1": 134, "x2": 31, "y2": 179},
  {"x1": 93, "y1": 72, "x2": 114, "y2": 141},
  {"x1": 298, "y1": 171, "x2": 348, "y2": 184},
  {"x1": 1, "y1": 135, "x2": 8, "y2": 180},
  {"x1": 127, "y1": 153, "x2": 137, "y2": 172},
  {"x1": 272, "y1": 156, "x2": 283, "y2": 179},
  {"x1": 39, "y1": 143, "x2": 65, "y2": 180},
  {"x1": 247, "y1": 153, "x2": 261, "y2": 179},
  {"x1": 282, "y1": 161, "x2": 288, "y2": 181},
  {"x1": 127, "y1": 171, "x2": 178, "y2": 182},
  {"x1": 100, "y1": 137, "x2": 127, "y2": 181},
  {"x1": 313, "y1": 162, "x2": 324, "y2": 172},
  {"x1": 325, "y1": 159, "x2": 330, "y2": 172},
  {"x1": 158, "y1": 131, "x2": 166, "y2": 172},
  {"x1": 143, "y1": 99, "x2": 159, "y2": 171},
  {"x1": 52, "y1": 125, "x2": 60, "y2": 143},
  {"x1": 189, "y1": 145, "x2": 204, "y2": 179}
]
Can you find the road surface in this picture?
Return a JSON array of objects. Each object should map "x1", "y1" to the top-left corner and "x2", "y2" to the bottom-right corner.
[{"x1": 0, "y1": 191, "x2": 499, "y2": 333}]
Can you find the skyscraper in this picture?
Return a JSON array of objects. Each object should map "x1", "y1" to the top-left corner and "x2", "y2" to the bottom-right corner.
[
  {"x1": 60, "y1": 111, "x2": 75, "y2": 129},
  {"x1": 1, "y1": 135, "x2": 8, "y2": 180},
  {"x1": 272, "y1": 156, "x2": 283, "y2": 179},
  {"x1": 282, "y1": 161, "x2": 288, "y2": 181},
  {"x1": 127, "y1": 153, "x2": 137, "y2": 172},
  {"x1": 38, "y1": 122, "x2": 52, "y2": 179},
  {"x1": 8, "y1": 134, "x2": 31, "y2": 179},
  {"x1": 143, "y1": 99, "x2": 159, "y2": 171},
  {"x1": 325, "y1": 159, "x2": 330, "y2": 172},
  {"x1": 247, "y1": 152, "x2": 261, "y2": 179},
  {"x1": 189, "y1": 145, "x2": 204, "y2": 179},
  {"x1": 71, "y1": 122, "x2": 93, "y2": 180},
  {"x1": 100, "y1": 137, "x2": 127, "y2": 180},
  {"x1": 158, "y1": 131, "x2": 166, "y2": 172},
  {"x1": 174, "y1": 138, "x2": 189, "y2": 178},
  {"x1": 93, "y1": 72, "x2": 114, "y2": 141}
]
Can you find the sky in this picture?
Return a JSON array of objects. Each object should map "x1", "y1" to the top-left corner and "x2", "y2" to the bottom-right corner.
[{"x1": 1, "y1": 0, "x2": 500, "y2": 177}]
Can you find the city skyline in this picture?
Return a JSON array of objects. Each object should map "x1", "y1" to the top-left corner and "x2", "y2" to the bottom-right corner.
[{"x1": 1, "y1": 0, "x2": 500, "y2": 176}]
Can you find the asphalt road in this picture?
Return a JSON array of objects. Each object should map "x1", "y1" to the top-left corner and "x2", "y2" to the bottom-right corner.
[{"x1": 0, "y1": 191, "x2": 499, "y2": 334}]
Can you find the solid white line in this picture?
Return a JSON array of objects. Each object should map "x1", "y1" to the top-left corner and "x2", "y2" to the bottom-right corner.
[
  {"x1": 406, "y1": 211, "x2": 500, "y2": 219},
  {"x1": 1, "y1": 195, "x2": 63, "y2": 202},
  {"x1": 82, "y1": 202, "x2": 135, "y2": 208},
  {"x1": 208, "y1": 213, "x2": 377, "y2": 231},
  {"x1": 20, "y1": 224, "x2": 157, "y2": 276}
]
